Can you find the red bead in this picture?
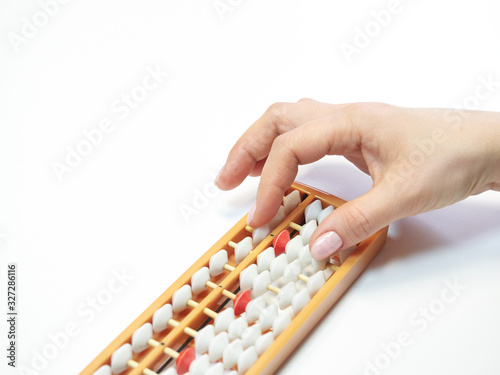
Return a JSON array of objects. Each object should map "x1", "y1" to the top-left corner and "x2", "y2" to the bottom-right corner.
[
  {"x1": 233, "y1": 289, "x2": 252, "y2": 315},
  {"x1": 273, "y1": 230, "x2": 290, "y2": 256},
  {"x1": 176, "y1": 347, "x2": 195, "y2": 374}
]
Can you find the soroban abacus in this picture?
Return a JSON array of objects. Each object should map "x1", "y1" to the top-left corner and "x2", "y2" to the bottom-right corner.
[{"x1": 82, "y1": 182, "x2": 388, "y2": 375}]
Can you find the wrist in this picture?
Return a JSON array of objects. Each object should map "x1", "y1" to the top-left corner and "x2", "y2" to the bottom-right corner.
[
  {"x1": 490, "y1": 145, "x2": 500, "y2": 191},
  {"x1": 455, "y1": 110, "x2": 500, "y2": 194},
  {"x1": 480, "y1": 113, "x2": 500, "y2": 192}
]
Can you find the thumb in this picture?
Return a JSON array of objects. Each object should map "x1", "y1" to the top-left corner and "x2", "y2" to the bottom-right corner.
[{"x1": 309, "y1": 185, "x2": 396, "y2": 260}]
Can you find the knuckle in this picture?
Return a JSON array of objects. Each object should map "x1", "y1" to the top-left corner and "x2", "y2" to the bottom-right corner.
[
  {"x1": 266, "y1": 102, "x2": 293, "y2": 130},
  {"x1": 270, "y1": 134, "x2": 300, "y2": 170},
  {"x1": 273, "y1": 133, "x2": 292, "y2": 153},
  {"x1": 297, "y1": 97, "x2": 315, "y2": 103},
  {"x1": 343, "y1": 203, "x2": 373, "y2": 241},
  {"x1": 267, "y1": 102, "x2": 289, "y2": 118}
]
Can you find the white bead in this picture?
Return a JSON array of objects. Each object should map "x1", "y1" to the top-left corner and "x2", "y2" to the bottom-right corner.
[
  {"x1": 339, "y1": 245, "x2": 356, "y2": 264},
  {"x1": 255, "y1": 331, "x2": 274, "y2": 355},
  {"x1": 278, "y1": 282, "x2": 297, "y2": 309},
  {"x1": 246, "y1": 296, "x2": 266, "y2": 323},
  {"x1": 283, "y1": 190, "x2": 301, "y2": 215},
  {"x1": 163, "y1": 367, "x2": 178, "y2": 375},
  {"x1": 292, "y1": 288, "x2": 310, "y2": 315},
  {"x1": 311, "y1": 257, "x2": 327, "y2": 273},
  {"x1": 241, "y1": 323, "x2": 261, "y2": 349},
  {"x1": 273, "y1": 310, "x2": 292, "y2": 337},
  {"x1": 214, "y1": 307, "x2": 235, "y2": 333},
  {"x1": 238, "y1": 346, "x2": 258, "y2": 373},
  {"x1": 270, "y1": 254, "x2": 288, "y2": 281},
  {"x1": 209, "y1": 250, "x2": 228, "y2": 277},
  {"x1": 300, "y1": 220, "x2": 317, "y2": 244},
  {"x1": 307, "y1": 271, "x2": 325, "y2": 296},
  {"x1": 223, "y1": 339, "x2": 243, "y2": 369},
  {"x1": 152, "y1": 304, "x2": 173, "y2": 333},
  {"x1": 324, "y1": 266, "x2": 335, "y2": 280},
  {"x1": 318, "y1": 205, "x2": 334, "y2": 224},
  {"x1": 191, "y1": 267, "x2": 210, "y2": 295},
  {"x1": 209, "y1": 331, "x2": 229, "y2": 361},
  {"x1": 227, "y1": 371, "x2": 239, "y2": 375},
  {"x1": 189, "y1": 354, "x2": 210, "y2": 375},
  {"x1": 283, "y1": 259, "x2": 301, "y2": 284},
  {"x1": 110, "y1": 344, "x2": 132, "y2": 374},
  {"x1": 240, "y1": 264, "x2": 258, "y2": 291},
  {"x1": 252, "y1": 225, "x2": 270, "y2": 246},
  {"x1": 285, "y1": 235, "x2": 303, "y2": 262},
  {"x1": 228, "y1": 316, "x2": 248, "y2": 340},
  {"x1": 93, "y1": 365, "x2": 111, "y2": 375},
  {"x1": 259, "y1": 304, "x2": 278, "y2": 331},
  {"x1": 195, "y1": 325, "x2": 214, "y2": 354},
  {"x1": 267, "y1": 206, "x2": 285, "y2": 229},
  {"x1": 257, "y1": 247, "x2": 275, "y2": 273},
  {"x1": 252, "y1": 270, "x2": 271, "y2": 297},
  {"x1": 206, "y1": 362, "x2": 224, "y2": 375},
  {"x1": 172, "y1": 284, "x2": 192, "y2": 313},
  {"x1": 235, "y1": 237, "x2": 254, "y2": 263},
  {"x1": 305, "y1": 199, "x2": 322, "y2": 223},
  {"x1": 131, "y1": 323, "x2": 153, "y2": 353},
  {"x1": 298, "y1": 245, "x2": 312, "y2": 268}
]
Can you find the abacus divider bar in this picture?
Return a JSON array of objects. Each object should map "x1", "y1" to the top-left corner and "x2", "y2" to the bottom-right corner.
[
  {"x1": 80, "y1": 214, "x2": 253, "y2": 375},
  {"x1": 102, "y1": 184, "x2": 325, "y2": 375},
  {"x1": 245, "y1": 225, "x2": 388, "y2": 375},
  {"x1": 206, "y1": 280, "x2": 236, "y2": 299},
  {"x1": 127, "y1": 264, "x2": 246, "y2": 375}
]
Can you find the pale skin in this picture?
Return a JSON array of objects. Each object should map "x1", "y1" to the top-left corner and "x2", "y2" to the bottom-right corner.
[{"x1": 215, "y1": 100, "x2": 500, "y2": 259}]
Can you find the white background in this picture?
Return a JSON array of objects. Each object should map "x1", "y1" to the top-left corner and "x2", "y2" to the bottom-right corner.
[{"x1": 1, "y1": 1, "x2": 500, "y2": 374}]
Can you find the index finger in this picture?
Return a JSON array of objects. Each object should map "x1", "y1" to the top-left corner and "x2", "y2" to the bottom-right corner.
[
  {"x1": 215, "y1": 100, "x2": 337, "y2": 190},
  {"x1": 249, "y1": 110, "x2": 360, "y2": 227}
]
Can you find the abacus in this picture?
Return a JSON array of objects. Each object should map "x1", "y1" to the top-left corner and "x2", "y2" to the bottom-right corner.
[{"x1": 82, "y1": 182, "x2": 388, "y2": 375}]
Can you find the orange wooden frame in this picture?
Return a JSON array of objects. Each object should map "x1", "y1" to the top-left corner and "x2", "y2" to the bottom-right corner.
[{"x1": 81, "y1": 182, "x2": 388, "y2": 375}]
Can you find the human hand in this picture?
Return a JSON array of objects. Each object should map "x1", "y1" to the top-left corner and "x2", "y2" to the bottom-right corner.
[{"x1": 215, "y1": 100, "x2": 500, "y2": 259}]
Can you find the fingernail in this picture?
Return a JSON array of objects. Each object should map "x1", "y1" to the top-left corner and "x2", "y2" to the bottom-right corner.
[
  {"x1": 311, "y1": 231, "x2": 343, "y2": 259},
  {"x1": 247, "y1": 202, "x2": 256, "y2": 225}
]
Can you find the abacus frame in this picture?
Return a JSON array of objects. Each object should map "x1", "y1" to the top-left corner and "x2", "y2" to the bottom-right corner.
[{"x1": 81, "y1": 182, "x2": 388, "y2": 375}]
